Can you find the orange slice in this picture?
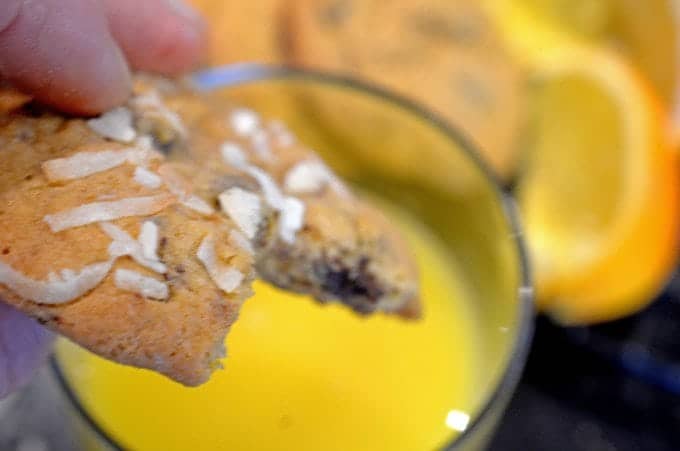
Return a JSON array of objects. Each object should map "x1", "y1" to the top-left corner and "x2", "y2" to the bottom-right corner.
[
  {"x1": 516, "y1": 47, "x2": 680, "y2": 324},
  {"x1": 486, "y1": 0, "x2": 680, "y2": 143}
]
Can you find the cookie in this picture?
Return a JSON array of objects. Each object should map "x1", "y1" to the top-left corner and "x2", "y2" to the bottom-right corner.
[
  {"x1": 143, "y1": 77, "x2": 421, "y2": 318},
  {"x1": 0, "y1": 76, "x2": 420, "y2": 386},
  {"x1": 188, "y1": 0, "x2": 286, "y2": 64},
  {"x1": 283, "y1": 0, "x2": 526, "y2": 179}
]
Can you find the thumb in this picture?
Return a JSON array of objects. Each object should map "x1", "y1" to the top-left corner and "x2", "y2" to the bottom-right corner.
[{"x1": 0, "y1": 0, "x2": 131, "y2": 115}]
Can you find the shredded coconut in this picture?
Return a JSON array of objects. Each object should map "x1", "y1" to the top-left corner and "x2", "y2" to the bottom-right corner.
[
  {"x1": 114, "y1": 268, "x2": 168, "y2": 300},
  {"x1": 132, "y1": 91, "x2": 187, "y2": 137},
  {"x1": 269, "y1": 120, "x2": 295, "y2": 147},
  {"x1": 0, "y1": 259, "x2": 113, "y2": 304},
  {"x1": 44, "y1": 194, "x2": 172, "y2": 232},
  {"x1": 219, "y1": 140, "x2": 306, "y2": 243},
  {"x1": 279, "y1": 197, "x2": 306, "y2": 244},
  {"x1": 87, "y1": 107, "x2": 136, "y2": 143},
  {"x1": 180, "y1": 195, "x2": 215, "y2": 216},
  {"x1": 229, "y1": 229, "x2": 254, "y2": 254},
  {"x1": 218, "y1": 187, "x2": 262, "y2": 239},
  {"x1": 101, "y1": 222, "x2": 167, "y2": 274},
  {"x1": 244, "y1": 166, "x2": 285, "y2": 208},
  {"x1": 244, "y1": 166, "x2": 306, "y2": 243},
  {"x1": 138, "y1": 221, "x2": 160, "y2": 260},
  {"x1": 284, "y1": 160, "x2": 347, "y2": 195},
  {"x1": 229, "y1": 108, "x2": 260, "y2": 136},
  {"x1": 251, "y1": 129, "x2": 273, "y2": 160},
  {"x1": 42, "y1": 148, "x2": 156, "y2": 182},
  {"x1": 197, "y1": 234, "x2": 244, "y2": 293},
  {"x1": 220, "y1": 142, "x2": 248, "y2": 168},
  {"x1": 133, "y1": 167, "x2": 162, "y2": 189},
  {"x1": 135, "y1": 135, "x2": 154, "y2": 150},
  {"x1": 61, "y1": 269, "x2": 76, "y2": 280}
]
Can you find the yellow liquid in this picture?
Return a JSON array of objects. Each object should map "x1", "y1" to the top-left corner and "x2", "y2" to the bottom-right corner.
[{"x1": 56, "y1": 207, "x2": 482, "y2": 451}]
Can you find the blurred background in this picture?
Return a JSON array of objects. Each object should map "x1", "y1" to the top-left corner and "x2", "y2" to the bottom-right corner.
[
  {"x1": 4, "y1": 0, "x2": 680, "y2": 450},
  {"x1": 185, "y1": 0, "x2": 680, "y2": 449}
]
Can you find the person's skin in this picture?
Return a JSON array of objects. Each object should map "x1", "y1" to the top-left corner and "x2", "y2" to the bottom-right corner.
[{"x1": 0, "y1": 0, "x2": 208, "y2": 399}]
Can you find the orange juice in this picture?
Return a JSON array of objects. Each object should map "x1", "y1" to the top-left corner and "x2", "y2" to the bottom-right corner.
[{"x1": 56, "y1": 205, "x2": 483, "y2": 451}]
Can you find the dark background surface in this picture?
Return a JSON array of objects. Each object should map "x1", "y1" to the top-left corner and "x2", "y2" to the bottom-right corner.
[{"x1": 489, "y1": 273, "x2": 680, "y2": 451}]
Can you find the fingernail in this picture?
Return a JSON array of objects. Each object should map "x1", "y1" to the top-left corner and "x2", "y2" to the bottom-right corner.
[{"x1": 165, "y1": 0, "x2": 202, "y2": 24}]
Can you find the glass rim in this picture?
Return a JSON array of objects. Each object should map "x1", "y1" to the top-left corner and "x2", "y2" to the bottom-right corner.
[{"x1": 50, "y1": 64, "x2": 534, "y2": 451}]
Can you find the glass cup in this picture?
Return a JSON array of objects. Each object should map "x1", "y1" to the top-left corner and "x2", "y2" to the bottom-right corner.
[{"x1": 49, "y1": 65, "x2": 533, "y2": 451}]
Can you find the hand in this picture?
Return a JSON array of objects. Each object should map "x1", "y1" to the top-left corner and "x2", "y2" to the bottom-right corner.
[
  {"x1": 0, "y1": 0, "x2": 207, "y2": 399},
  {"x1": 0, "y1": 0, "x2": 207, "y2": 114}
]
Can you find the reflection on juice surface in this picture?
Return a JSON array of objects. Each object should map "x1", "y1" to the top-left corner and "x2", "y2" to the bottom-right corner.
[{"x1": 57, "y1": 205, "x2": 483, "y2": 451}]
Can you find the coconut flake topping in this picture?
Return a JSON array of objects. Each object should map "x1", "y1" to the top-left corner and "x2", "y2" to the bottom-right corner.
[
  {"x1": 87, "y1": 107, "x2": 136, "y2": 143},
  {"x1": 218, "y1": 187, "x2": 262, "y2": 239},
  {"x1": 180, "y1": 195, "x2": 215, "y2": 216},
  {"x1": 244, "y1": 166, "x2": 305, "y2": 243},
  {"x1": 284, "y1": 160, "x2": 347, "y2": 195},
  {"x1": 101, "y1": 222, "x2": 166, "y2": 274},
  {"x1": 44, "y1": 194, "x2": 173, "y2": 232},
  {"x1": 132, "y1": 91, "x2": 187, "y2": 137},
  {"x1": 138, "y1": 221, "x2": 160, "y2": 260},
  {"x1": 230, "y1": 108, "x2": 260, "y2": 136},
  {"x1": 229, "y1": 229, "x2": 254, "y2": 254},
  {"x1": 133, "y1": 167, "x2": 162, "y2": 189},
  {"x1": 220, "y1": 142, "x2": 248, "y2": 167},
  {"x1": 251, "y1": 129, "x2": 273, "y2": 160},
  {"x1": 220, "y1": 141, "x2": 305, "y2": 243},
  {"x1": 42, "y1": 148, "x2": 157, "y2": 182},
  {"x1": 0, "y1": 259, "x2": 113, "y2": 304},
  {"x1": 197, "y1": 234, "x2": 244, "y2": 293},
  {"x1": 114, "y1": 268, "x2": 168, "y2": 300},
  {"x1": 269, "y1": 120, "x2": 295, "y2": 147},
  {"x1": 279, "y1": 197, "x2": 306, "y2": 243}
]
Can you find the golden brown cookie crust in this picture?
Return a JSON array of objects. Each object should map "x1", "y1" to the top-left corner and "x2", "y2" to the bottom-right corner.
[{"x1": 0, "y1": 76, "x2": 419, "y2": 386}]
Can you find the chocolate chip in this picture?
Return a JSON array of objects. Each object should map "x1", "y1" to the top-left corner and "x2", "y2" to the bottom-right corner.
[
  {"x1": 152, "y1": 136, "x2": 177, "y2": 155},
  {"x1": 317, "y1": 256, "x2": 384, "y2": 305},
  {"x1": 2, "y1": 247, "x2": 9, "y2": 255}
]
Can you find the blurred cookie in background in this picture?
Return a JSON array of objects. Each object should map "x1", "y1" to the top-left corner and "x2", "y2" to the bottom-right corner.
[
  {"x1": 188, "y1": 0, "x2": 286, "y2": 64},
  {"x1": 282, "y1": 0, "x2": 527, "y2": 180}
]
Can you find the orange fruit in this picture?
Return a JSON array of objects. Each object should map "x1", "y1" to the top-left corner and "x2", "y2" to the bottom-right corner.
[
  {"x1": 486, "y1": 0, "x2": 680, "y2": 142},
  {"x1": 516, "y1": 47, "x2": 680, "y2": 324}
]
